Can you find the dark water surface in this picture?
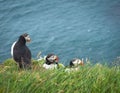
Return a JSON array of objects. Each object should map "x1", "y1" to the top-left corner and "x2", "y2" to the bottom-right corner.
[{"x1": 0, "y1": 0, "x2": 120, "y2": 65}]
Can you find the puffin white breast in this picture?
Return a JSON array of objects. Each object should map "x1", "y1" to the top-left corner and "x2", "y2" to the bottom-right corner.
[
  {"x1": 11, "y1": 41, "x2": 16, "y2": 57},
  {"x1": 43, "y1": 63, "x2": 57, "y2": 69}
]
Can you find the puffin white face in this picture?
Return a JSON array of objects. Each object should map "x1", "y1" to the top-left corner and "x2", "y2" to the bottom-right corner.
[
  {"x1": 47, "y1": 55, "x2": 59, "y2": 62},
  {"x1": 22, "y1": 33, "x2": 31, "y2": 42},
  {"x1": 72, "y1": 59, "x2": 84, "y2": 66},
  {"x1": 25, "y1": 35, "x2": 31, "y2": 42}
]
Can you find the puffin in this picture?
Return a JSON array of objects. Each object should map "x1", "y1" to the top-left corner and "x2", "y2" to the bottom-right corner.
[
  {"x1": 11, "y1": 33, "x2": 31, "y2": 69},
  {"x1": 70, "y1": 58, "x2": 84, "y2": 67},
  {"x1": 43, "y1": 54, "x2": 59, "y2": 69},
  {"x1": 65, "y1": 58, "x2": 84, "y2": 72}
]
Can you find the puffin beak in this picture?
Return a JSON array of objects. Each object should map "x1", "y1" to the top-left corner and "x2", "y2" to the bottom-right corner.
[
  {"x1": 55, "y1": 56, "x2": 59, "y2": 62},
  {"x1": 27, "y1": 38, "x2": 31, "y2": 42},
  {"x1": 80, "y1": 61, "x2": 84, "y2": 66},
  {"x1": 79, "y1": 58, "x2": 84, "y2": 66},
  {"x1": 26, "y1": 37, "x2": 31, "y2": 42},
  {"x1": 25, "y1": 35, "x2": 31, "y2": 42}
]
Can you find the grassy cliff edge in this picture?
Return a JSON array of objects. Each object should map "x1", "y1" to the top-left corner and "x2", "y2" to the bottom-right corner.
[{"x1": 0, "y1": 58, "x2": 120, "y2": 93}]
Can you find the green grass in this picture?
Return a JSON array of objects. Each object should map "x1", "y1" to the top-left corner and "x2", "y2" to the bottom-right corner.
[{"x1": 0, "y1": 59, "x2": 120, "y2": 93}]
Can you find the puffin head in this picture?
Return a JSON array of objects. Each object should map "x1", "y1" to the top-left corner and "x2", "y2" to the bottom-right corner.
[
  {"x1": 70, "y1": 58, "x2": 84, "y2": 67},
  {"x1": 45, "y1": 54, "x2": 59, "y2": 65},
  {"x1": 18, "y1": 33, "x2": 31, "y2": 44},
  {"x1": 22, "y1": 33, "x2": 31, "y2": 42}
]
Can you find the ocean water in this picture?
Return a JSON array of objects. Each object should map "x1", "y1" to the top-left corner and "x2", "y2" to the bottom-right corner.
[{"x1": 0, "y1": 0, "x2": 120, "y2": 65}]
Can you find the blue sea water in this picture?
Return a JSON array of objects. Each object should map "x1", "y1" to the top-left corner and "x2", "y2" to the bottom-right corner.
[{"x1": 0, "y1": 0, "x2": 120, "y2": 65}]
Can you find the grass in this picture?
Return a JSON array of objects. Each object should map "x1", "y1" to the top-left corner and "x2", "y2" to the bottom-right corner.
[{"x1": 0, "y1": 58, "x2": 120, "y2": 93}]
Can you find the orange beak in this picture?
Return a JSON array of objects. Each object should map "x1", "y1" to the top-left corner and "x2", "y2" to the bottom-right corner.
[
  {"x1": 80, "y1": 61, "x2": 84, "y2": 66},
  {"x1": 26, "y1": 38, "x2": 31, "y2": 43},
  {"x1": 55, "y1": 56, "x2": 59, "y2": 62}
]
